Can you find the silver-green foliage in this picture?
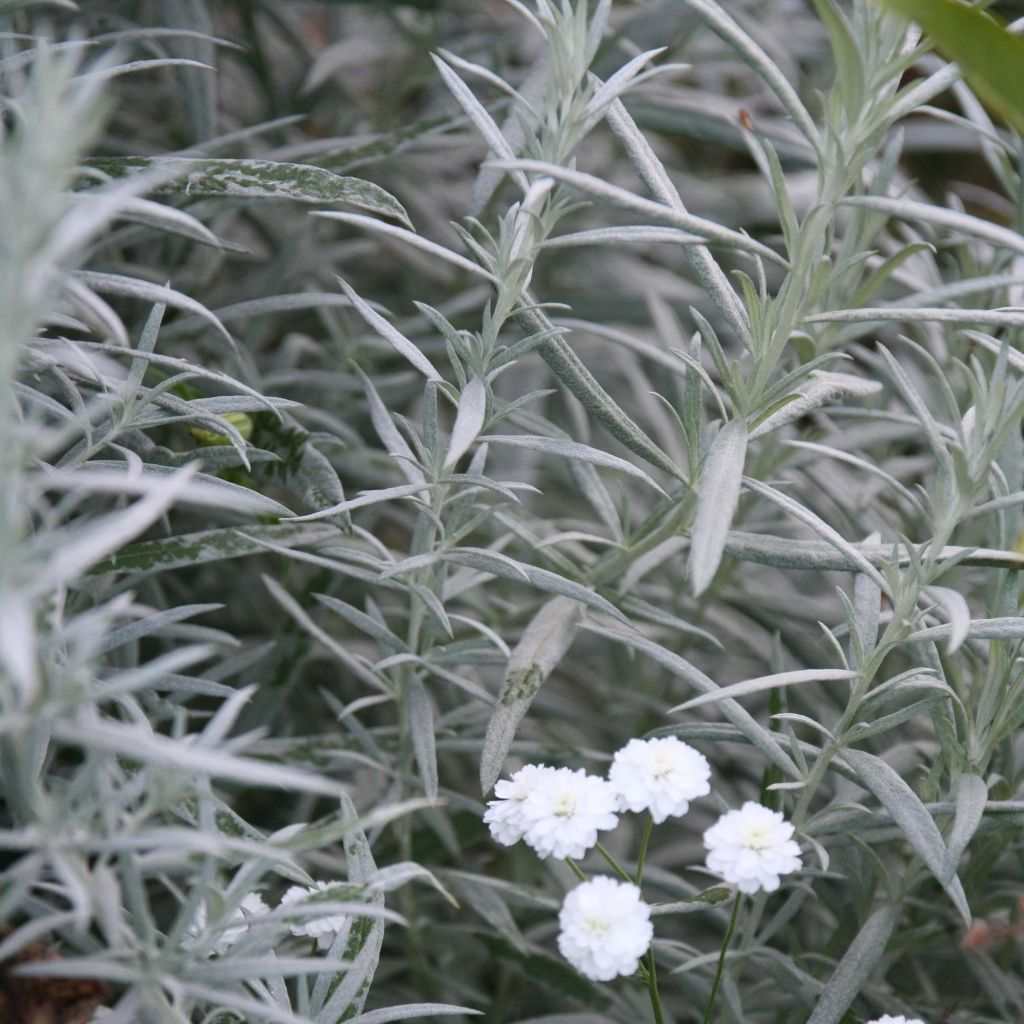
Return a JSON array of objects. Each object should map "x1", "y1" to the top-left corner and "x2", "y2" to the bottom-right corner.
[{"x1": 3, "y1": 1, "x2": 1024, "y2": 1022}]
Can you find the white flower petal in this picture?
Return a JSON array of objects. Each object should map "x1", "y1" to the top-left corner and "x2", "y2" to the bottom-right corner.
[
  {"x1": 866, "y1": 1017, "x2": 927, "y2": 1024},
  {"x1": 484, "y1": 764, "x2": 559, "y2": 846},
  {"x1": 185, "y1": 891, "x2": 270, "y2": 954},
  {"x1": 609, "y1": 737, "x2": 711, "y2": 823},
  {"x1": 521, "y1": 767, "x2": 619, "y2": 860},
  {"x1": 485, "y1": 764, "x2": 619, "y2": 860},
  {"x1": 281, "y1": 880, "x2": 350, "y2": 942},
  {"x1": 703, "y1": 801, "x2": 803, "y2": 895},
  {"x1": 557, "y1": 876, "x2": 653, "y2": 981}
]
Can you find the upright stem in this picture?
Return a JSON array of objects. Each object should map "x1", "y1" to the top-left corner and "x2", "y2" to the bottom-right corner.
[
  {"x1": 595, "y1": 842, "x2": 633, "y2": 883},
  {"x1": 635, "y1": 814, "x2": 654, "y2": 886},
  {"x1": 633, "y1": 815, "x2": 663, "y2": 1024},
  {"x1": 702, "y1": 893, "x2": 742, "y2": 1024},
  {"x1": 566, "y1": 857, "x2": 587, "y2": 882},
  {"x1": 646, "y1": 948, "x2": 666, "y2": 1024}
]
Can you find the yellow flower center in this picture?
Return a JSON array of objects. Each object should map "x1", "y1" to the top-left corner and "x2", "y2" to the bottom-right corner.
[
  {"x1": 742, "y1": 823, "x2": 773, "y2": 850},
  {"x1": 553, "y1": 792, "x2": 577, "y2": 818}
]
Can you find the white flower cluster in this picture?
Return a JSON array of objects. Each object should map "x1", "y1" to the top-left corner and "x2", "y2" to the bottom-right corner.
[
  {"x1": 485, "y1": 736, "x2": 711, "y2": 860},
  {"x1": 558, "y1": 877, "x2": 653, "y2": 981},
  {"x1": 703, "y1": 801, "x2": 803, "y2": 894},
  {"x1": 186, "y1": 880, "x2": 350, "y2": 954},
  {"x1": 486, "y1": 738, "x2": 806, "y2": 985},
  {"x1": 485, "y1": 765, "x2": 619, "y2": 859}
]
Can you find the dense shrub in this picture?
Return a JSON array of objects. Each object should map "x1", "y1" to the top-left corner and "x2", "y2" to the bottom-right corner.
[{"x1": 2, "y1": 2, "x2": 1024, "y2": 1023}]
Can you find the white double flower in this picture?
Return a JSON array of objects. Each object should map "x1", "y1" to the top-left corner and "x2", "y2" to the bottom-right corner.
[
  {"x1": 703, "y1": 800, "x2": 803, "y2": 894},
  {"x1": 485, "y1": 764, "x2": 619, "y2": 859},
  {"x1": 557, "y1": 876, "x2": 654, "y2": 981}
]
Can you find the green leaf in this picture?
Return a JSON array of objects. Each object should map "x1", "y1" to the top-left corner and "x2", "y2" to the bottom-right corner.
[
  {"x1": 811, "y1": 0, "x2": 865, "y2": 120},
  {"x1": 876, "y1": 0, "x2": 1024, "y2": 134},
  {"x1": 842, "y1": 748, "x2": 971, "y2": 923},
  {"x1": 691, "y1": 419, "x2": 747, "y2": 596},
  {"x1": 651, "y1": 886, "x2": 733, "y2": 915},
  {"x1": 515, "y1": 306, "x2": 685, "y2": 481},
  {"x1": 806, "y1": 905, "x2": 899, "y2": 1024},
  {"x1": 85, "y1": 156, "x2": 410, "y2": 225},
  {"x1": 406, "y1": 676, "x2": 438, "y2": 801},
  {"x1": 287, "y1": 482, "x2": 432, "y2": 523},
  {"x1": 669, "y1": 668, "x2": 857, "y2": 713},
  {"x1": 445, "y1": 377, "x2": 488, "y2": 470},
  {"x1": 79, "y1": 461, "x2": 294, "y2": 518},
  {"x1": 337, "y1": 276, "x2": 440, "y2": 381},
  {"x1": 481, "y1": 434, "x2": 667, "y2": 494},
  {"x1": 310, "y1": 792, "x2": 387, "y2": 1023},
  {"x1": 87, "y1": 523, "x2": 337, "y2": 576},
  {"x1": 385, "y1": 548, "x2": 627, "y2": 623},
  {"x1": 480, "y1": 597, "x2": 582, "y2": 794},
  {"x1": 722, "y1": 530, "x2": 1024, "y2": 573},
  {"x1": 345, "y1": 1006, "x2": 482, "y2": 1023},
  {"x1": 942, "y1": 772, "x2": 988, "y2": 878}
]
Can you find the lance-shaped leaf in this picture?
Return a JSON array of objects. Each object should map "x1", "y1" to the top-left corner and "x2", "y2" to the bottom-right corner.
[
  {"x1": 490, "y1": 159, "x2": 786, "y2": 266},
  {"x1": 286, "y1": 483, "x2": 433, "y2": 523},
  {"x1": 480, "y1": 597, "x2": 582, "y2": 794},
  {"x1": 73, "y1": 462, "x2": 293, "y2": 519},
  {"x1": 921, "y1": 585, "x2": 971, "y2": 653},
  {"x1": 406, "y1": 676, "x2": 438, "y2": 801},
  {"x1": 605, "y1": 98, "x2": 752, "y2": 344},
  {"x1": 749, "y1": 372, "x2": 882, "y2": 439},
  {"x1": 88, "y1": 523, "x2": 337, "y2": 576},
  {"x1": 51, "y1": 717, "x2": 343, "y2": 797},
  {"x1": 806, "y1": 904, "x2": 899, "y2": 1024},
  {"x1": 853, "y1": 536, "x2": 882, "y2": 661},
  {"x1": 682, "y1": 0, "x2": 821, "y2": 149},
  {"x1": 87, "y1": 156, "x2": 410, "y2": 224},
  {"x1": 670, "y1": 668, "x2": 857, "y2": 713},
  {"x1": 742, "y1": 477, "x2": 888, "y2": 589},
  {"x1": 345, "y1": 1006, "x2": 482, "y2": 1024},
  {"x1": 844, "y1": 194, "x2": 1024, "y2": 258},
  {"x1": 942, "y1": 773, "x2": 988, "y2": 878},
  {"x1": 445, "y1": 377, "x2": 487, "y2": 469},
  {"x1": 842, "y1": 748, "x2": 971, "y2": 923},
  {"x1": 908, "y1": 616, "x2": 1024, "y2": 644},
  {"x1": 338, "y1": 277, "x2": 440, "y2": 381},
  {"x1": 806, "y1": 307, "x2": 1024, "y2": 328},
  {"x1": 481, "y1": 434, "x2": 667, "y2": 493},
  {"x1": 513, "y1": 302, "x2": 685, "y2": 481},
  {"x1": 691, "y1": 419, "x2": 747, "y2": 596},
  {"x1": 310, "y1": 792, "x2": 387, "y2": 1023},
  {"x1": 386, "y1": 548, "x2": 626, "y2": 623},
  {"x1": 722, "y1": 531, "x2": 1024, "y2": 572}
]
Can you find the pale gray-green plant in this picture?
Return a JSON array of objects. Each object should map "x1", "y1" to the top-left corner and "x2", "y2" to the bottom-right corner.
[{"x1": 3, "y1": 1, "x2": 1024, "y2": 1023}]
